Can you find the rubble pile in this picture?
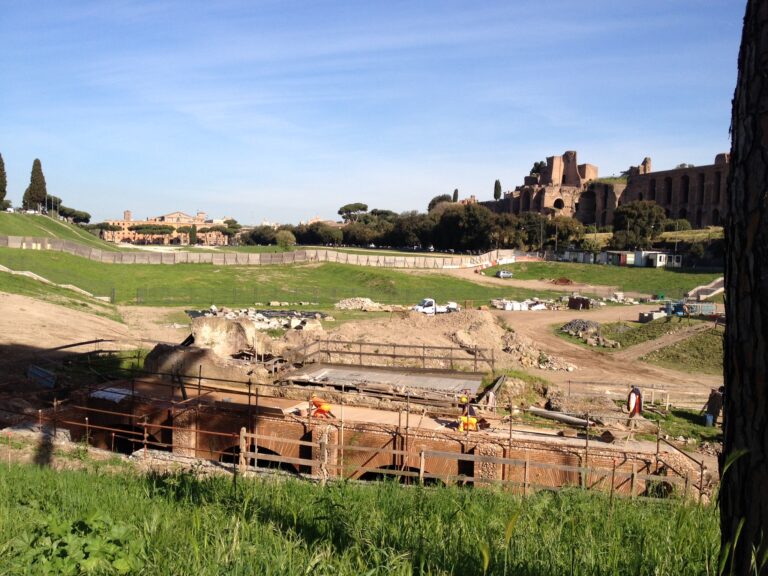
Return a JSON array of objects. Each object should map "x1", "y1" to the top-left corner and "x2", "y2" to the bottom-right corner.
[
  {"x1": 560, "y1": 319, "x2": 621, "y2": 349},
  {"x1": 603, "y1": 292, "x2": 639, "y2": 305},
  {"x1": 334, "y1": 298, "x2": 407, "y2": 312},
  {"x1": 490, "y1": 297, "x2": 564, "y2": 312},
  {"x1": 561, "y1": 319, "x2": 601, "y2": 336},
  {"x1": 198, "y1": 305, "x2": 328, "y2": 332},
  {"x1": 501, "y1": 331, "x2": 576, "y2": 371}
]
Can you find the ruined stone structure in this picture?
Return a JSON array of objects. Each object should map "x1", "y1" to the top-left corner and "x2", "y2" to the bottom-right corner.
[
  {"x1": 576, "y1": 181, "x2": 627, "y2": 227},
  {"x1": 482, "y1": 151, "x2": 598, "y2": 219},
  {"x1": 481, "y1": 151, "x2": 729, "y2": 229},
  {"x1": 621, "y1": 154, "x2": 730, "y2": 228}
]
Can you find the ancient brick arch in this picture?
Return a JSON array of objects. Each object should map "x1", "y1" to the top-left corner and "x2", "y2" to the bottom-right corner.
[{"x1": 521, "y1": 190, "x2": 531, "y2": 212}]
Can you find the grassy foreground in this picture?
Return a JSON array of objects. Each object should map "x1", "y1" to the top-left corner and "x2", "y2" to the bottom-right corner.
[
  {"x1": 0, "y1": 464, "x2": 719, "y2": 575},
  {"x1": 0, "y1": 249, "x2": 554, "y2": 306}
]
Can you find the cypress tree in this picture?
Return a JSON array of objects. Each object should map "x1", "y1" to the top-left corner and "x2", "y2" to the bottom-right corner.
[
  {"x1": 494, "y1": 179, "x2": 502, "y2": 201},
  {"x1": 23, "y1": 159, "x2": 47, "y2": 210},
  {"x1": 452, "y1": 188, "x2": 459, "y2": 202},
  {"x1": 0, "y1": 153, "x2": 7, "y2": 208},
  {"x1": 190, "y1": 224, "x2": 198, "y2": 245}
]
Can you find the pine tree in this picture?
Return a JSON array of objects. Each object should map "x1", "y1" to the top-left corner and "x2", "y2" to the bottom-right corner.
[
  {"x1": 0, "y1": 153, "x2": 7, "y2": 208},
  {"x1": 22, "y1": 159, "x2": 47, "y2": 210},
  {"x1": 494, "y1": 180, "x2": 502, "y2": 201},
  {"x1": 452, "y1": 189, "x2": 459, "y2": 202}
]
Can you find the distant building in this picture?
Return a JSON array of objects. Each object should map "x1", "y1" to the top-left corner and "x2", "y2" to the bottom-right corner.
[
  {"x1": 480, "y1": 151, "x2": 599, "y2": 219},
  {"x1": 620, "y1": 154, "x2": 730, "y2": 228},
  {"x1": 480, "y1": 150, "x2": 730, "y2": 230},
  {"x1": 102, "y1": 210, "x2": 229, "y2": 246}
]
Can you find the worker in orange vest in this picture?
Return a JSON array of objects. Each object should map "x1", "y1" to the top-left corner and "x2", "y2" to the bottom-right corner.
[
  {"x1": 311, "y1": 395, "x2": 336, "y2": 419},
  {"x1": 458, "y1": 390, "x2": 478, "y2": 432}
]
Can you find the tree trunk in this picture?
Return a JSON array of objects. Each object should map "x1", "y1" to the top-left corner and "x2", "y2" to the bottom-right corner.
[{"x1": 722, "y1": 1, "x2": 768, "y2": 574}]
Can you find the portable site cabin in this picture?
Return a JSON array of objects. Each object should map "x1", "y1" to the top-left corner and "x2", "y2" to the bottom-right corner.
[
  {"x1": 605, "y1": 251, "x2": 635, "y2": 267},
  {"x1": 633, "y1": 251, "x2": 684, "y2": 268}
]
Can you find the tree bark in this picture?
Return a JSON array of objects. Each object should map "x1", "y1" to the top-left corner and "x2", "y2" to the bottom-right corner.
[{"x1": 722, "y1": 1, "x2": 768, "y2": 574}]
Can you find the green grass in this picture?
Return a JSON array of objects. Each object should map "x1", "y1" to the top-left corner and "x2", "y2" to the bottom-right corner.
[
  {"x1": 0, "y1": 248, "x2": 557, "y2": 307},
  {"x1": 641, "y1": 407, "x2": 722, "y2": 443},
  {"x1": 189, "y1": 244, "x2": 293, "y2": 253},
  {"x1": 660, "y1": 227, "x2": 724, "y2": 243},
  {"x1": 601, "y1": 317, "x2": 707, "y2": 348},
  {"x1": 484, "y1": 261, "x2": 721, "y2": 298},
  {"x1": 0, "y1": 464, "x2": 720, "y2": 575},
  {"x1": 0, "y1": 270, "x2": 122, "y2": 322},
  {"x1": 642, "y1": 326, "x2": 724, "y2": 376},
  {"x1": 0, "y1": 212, "x2": 124, "y2": 252},
  {"x1": 591, "y1": 176, "x2": 628, "y2": 185}
]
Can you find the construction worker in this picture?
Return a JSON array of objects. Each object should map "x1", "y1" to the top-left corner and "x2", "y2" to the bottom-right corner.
[
  {"x1": 458, "y1": 390, "x2": 478, "y2": 432},
  {"x1": 627, "y1": 386, "x2": 643, "y2": 418},
  {"x1": 311, "y1": 395, "x2": 336, "y2": 419}
]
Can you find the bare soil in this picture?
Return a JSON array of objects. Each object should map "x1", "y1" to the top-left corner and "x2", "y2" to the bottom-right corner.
[
  {"x1": 495, "y1": 305, "x2": 721, "y2": 406},
  {"x1": 431, "y1": 267, "x2": 649, "y2": 299}
]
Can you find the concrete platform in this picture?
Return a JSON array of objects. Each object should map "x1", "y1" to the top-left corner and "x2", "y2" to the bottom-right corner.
[{"x1": 286, "y1": 364, "x2": 485, "y2": 396}]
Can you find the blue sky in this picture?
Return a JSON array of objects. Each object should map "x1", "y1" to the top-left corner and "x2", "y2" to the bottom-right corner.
[{"x1": 0, "y1": 0, "x2": 743, "y2": 224}]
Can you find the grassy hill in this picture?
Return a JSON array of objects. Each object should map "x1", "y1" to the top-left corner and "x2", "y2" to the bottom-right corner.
[
  {"x1": 0, "y1": 272, "x2": 121, "y2": 321},
  {"x1": 642, "y1": 325, "x2": 724, "y2": 375},
  {"x1": 0, "y1": 462, "x2": 719, "y2": 575},
  {"x1": 0, "y1": 212, "x2": 123, "y2": 252},
  {"x1": 0, "y1": 249, "x2": 555, "y2": 306}
]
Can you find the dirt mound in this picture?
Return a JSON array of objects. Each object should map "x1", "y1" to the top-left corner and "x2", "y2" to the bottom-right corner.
[
  {"x1": 326, "y1": 310, "x2": 576, "y2": 371},
  {"x1": 501, "y1": 331, "x2": 576, "y2": 371},
  {"x1": 552, "y1": 277, "x2": 574, "y2": 285}
]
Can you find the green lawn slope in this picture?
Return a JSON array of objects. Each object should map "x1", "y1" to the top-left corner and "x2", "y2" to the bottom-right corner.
[
  {"x1": 642, "y1": 325, "x2": 724, "y2": 376},
  {"x1": 0, "y1": 249, "x2": 555, "y2": 306},
  {"x1": 0, "y1": 212, "x2": 123, "y2": 252},
  {"x1": 0, "y1": 271, "x2": 121, "y2": 321}
]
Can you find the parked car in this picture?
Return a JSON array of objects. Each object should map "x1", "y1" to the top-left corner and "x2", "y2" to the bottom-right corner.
[{"x1": 495, "y1": 270, "x2": 513, "y2": 279}]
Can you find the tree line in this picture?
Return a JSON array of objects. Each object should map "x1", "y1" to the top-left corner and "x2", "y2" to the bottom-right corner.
[
  {"x1": 0, "y1": 154, "x2": 90, "y2": 223},
  {"x1": 243, "y1": 195, "x2": 704, "y2": 254}
]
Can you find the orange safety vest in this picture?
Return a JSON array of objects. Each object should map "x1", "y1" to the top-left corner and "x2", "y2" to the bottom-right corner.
[
  {"x1": 311, "y1": 399, "x2": 332, "y2": 413},
  {"x1": 459, "y1": 416, "x2": 478, "y2": 432}
]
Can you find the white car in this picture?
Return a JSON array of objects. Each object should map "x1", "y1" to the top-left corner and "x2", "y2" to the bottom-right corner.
[{"x1": 495, "y1": 270, "x2": 513, "y2": 279}]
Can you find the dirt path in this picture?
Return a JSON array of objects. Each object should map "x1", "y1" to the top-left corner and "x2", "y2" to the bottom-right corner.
[
  {"x1": 494, "y1": 305, "x2": 722, "y2": 406},
  {"x1": 0, "y1": 293, "x2": 190, "y2": 391},
  {"x1": 117, "y1": 305, "x2": 191, "y2": 346}
]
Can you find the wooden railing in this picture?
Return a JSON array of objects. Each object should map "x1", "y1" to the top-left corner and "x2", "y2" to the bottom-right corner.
[
  {"x1": 235, "y1": 428, "x2": 692, "y2": 499},
  {"x1": 293, "y1": 338, "x2": 495, "y2": 373}
]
